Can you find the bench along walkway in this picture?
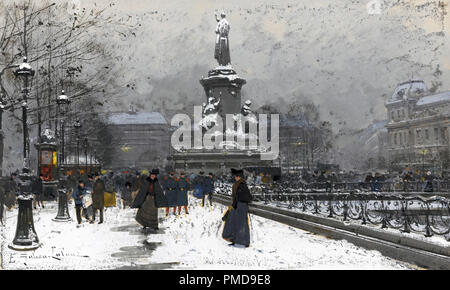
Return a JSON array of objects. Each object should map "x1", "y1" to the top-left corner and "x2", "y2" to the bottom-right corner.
[{"x1": 213, "y1": 193, "x2": 450, "y2": 270}]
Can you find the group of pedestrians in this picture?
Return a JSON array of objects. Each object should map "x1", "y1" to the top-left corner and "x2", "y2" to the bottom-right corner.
[
  {"x1": 128, "y1": 167, "x2": 252, "y2": 248},
  {"x1": 128, "y1": 169, "x2": 215, "y2": 231},
  {"x1": 71, "y1": 173, "x2": 107, "y2": 225},
  {"x1": 0, "y1": 166, "x2": 254, "y2": 249}
]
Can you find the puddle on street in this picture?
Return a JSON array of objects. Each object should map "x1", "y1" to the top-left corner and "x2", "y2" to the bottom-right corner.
[
  {"x1": 110, "y1": 224, "x2": 166, "y2": 235},
  {"x1": 111, "y1": 242, "x2": 162, "y2": 258},
  {"x1": 110, "y1": 221, "x2": 173, "y2": 269},
  {"x1": 109, "y1": 224, "x2": 140, "y2": 232}
]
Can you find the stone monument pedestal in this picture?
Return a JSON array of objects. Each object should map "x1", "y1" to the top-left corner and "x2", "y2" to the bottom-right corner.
[{"x1": 200, "y1": 67, "x2": 246, "y2": 116}]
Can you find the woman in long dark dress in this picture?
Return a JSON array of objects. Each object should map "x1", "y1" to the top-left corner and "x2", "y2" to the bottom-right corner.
[
  {"x1": 222, "y1": 168, "x2": 252, "y2": 247},
  {"x1": 131, "y1": 169, "x2": 167, "y2": 230}
]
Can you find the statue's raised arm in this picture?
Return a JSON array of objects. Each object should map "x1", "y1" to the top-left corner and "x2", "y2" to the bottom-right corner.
[{"x1": 214, "y1": 11, "x2": 231, "y2": 66}]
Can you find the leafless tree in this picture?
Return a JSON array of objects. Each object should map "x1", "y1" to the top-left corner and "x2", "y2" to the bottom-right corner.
[{"x1": 0, "y1": 0, "x2": 138, "y2": 168}]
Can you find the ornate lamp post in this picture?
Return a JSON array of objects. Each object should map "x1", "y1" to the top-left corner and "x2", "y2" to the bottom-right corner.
[
  {"x1": 9, "y1": 57, "x2": 40, "y2": 251},
  {"x1": 56, "y1": 90, "x2": 70, "y2": 169},
  {"x1": 0, "y1": 92, "x2": 6, "y2": 177},
  {"x1": 14, "y1": 57, "x2": 35, "y2": 167},
  {"x1": 51, "y1": 90, "x2": 71, "y2": 222},
  {"x1": 83, "y1": 137, "x2": 88, "y2": 174},
  {"x1": 73, "y1": 119, "x2": 81, "y2": 173}
]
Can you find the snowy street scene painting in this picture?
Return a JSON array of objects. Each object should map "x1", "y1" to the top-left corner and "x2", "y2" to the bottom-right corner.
[{"x1": 0, "y1": 0, "x2": 449, "y2": 277}]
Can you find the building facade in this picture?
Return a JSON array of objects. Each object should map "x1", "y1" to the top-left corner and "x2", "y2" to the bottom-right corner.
[
  {"x1": 103, "y1": 111, "x2": 171, "y2": 170},
  {"x1": 385, "y1": 80, "x2": 450, "y2": 175}
]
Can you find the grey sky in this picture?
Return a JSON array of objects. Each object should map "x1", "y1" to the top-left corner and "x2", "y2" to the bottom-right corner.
[{"x1": 77, "y1": 0, "x2": 449, "y2": 131}]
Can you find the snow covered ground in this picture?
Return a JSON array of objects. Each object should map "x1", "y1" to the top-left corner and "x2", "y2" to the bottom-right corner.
[
  {"x1": 260, "y1": 199, "x2": 450, "y2": 248},
  {"x1": 1, "y1": 202, "x2": 145, "y2": 270},
  {"x1": 0, "y1": 196, "x2": 415, "y2": 270},
  {"x1": 146, "y1": 197, "x2": 413, "y2": 270}
]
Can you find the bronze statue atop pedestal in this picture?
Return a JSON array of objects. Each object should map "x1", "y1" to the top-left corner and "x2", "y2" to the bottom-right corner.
[{"x1": 214, "y1": 11, "x2": 231, "y2": 66}]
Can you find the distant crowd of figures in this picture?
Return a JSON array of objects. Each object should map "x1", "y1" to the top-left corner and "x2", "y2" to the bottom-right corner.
[
  {"x1": 218, "y1": 169, "x2": 448, "y2": 193},
  {"x1": 1, "y1": 167, "x2": 448, "y2": 226}
]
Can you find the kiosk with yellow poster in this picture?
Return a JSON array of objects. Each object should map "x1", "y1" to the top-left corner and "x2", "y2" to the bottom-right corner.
[{"x1": 35, "y1": 129, "x2": 59, "y2": 200}]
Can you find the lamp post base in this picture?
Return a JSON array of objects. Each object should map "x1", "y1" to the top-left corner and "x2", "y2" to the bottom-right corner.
[
  {"x1": 8, "y1": 242, "x2": 41, "y2": 251},
  {"x1": 52, "y1": 189, "x2": 71, "y2": 222},
  {"x1": 52, "y1": 217, "x2": 72, "y2": 222}
]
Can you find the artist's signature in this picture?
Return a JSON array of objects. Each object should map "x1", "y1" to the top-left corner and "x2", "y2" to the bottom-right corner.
[{"x1": 8, "y1": 248, "x2": 89, "y2": 264}]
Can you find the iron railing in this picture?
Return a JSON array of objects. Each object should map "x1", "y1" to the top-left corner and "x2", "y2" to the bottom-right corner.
[{"x1": 214, "y1": 181, "x2": 450, "y2": 239}]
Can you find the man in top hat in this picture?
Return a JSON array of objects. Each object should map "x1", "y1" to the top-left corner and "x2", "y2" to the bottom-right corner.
[
  {"x1": 176, "y1": 171, "x2": 190, "y2": 215},
  {"x1": 163, "y1": 171, "x2": 178, "y2": 216},
  {"x1": 91, "y1": 173, "x2": 105, "y2": 224},
  {"x1": 82, "y1": 174, "x2": 95, "y2": 221},
  {"x1": 222, "y1": 168, "x2": 252, "y2": 247},
  {"x1": 202, "y1": 172, "x2": 215, "y2": 209}
]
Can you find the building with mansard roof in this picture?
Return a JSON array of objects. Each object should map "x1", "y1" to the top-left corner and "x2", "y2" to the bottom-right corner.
[
  {"x1": 101, "y1": 109, "x2": 171, "y2": 170},
  {"x1": 385, "y1": 80, "x2": 450, "y2": 175}
]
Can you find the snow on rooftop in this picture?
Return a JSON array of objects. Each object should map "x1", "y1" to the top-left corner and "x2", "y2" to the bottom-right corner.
[
  {"x1": 416, "y1": 91, "x2": 450, "y2": 107},
  {"x1": 387, "y1": 80, "x2": 427, "y2": 104},
  {"x1": 107, "y1": 112, "x2": 167, "y2": 125}
]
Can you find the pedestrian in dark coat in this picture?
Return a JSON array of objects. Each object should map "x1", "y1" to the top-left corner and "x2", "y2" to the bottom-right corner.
[
  {"x1": 193, "y1": 171, "x2": 205, "y2": 199},
  {"x1": 364, "y1": 172, "x2": 375, "y2": 191},
  {"x1": 131, "y1": 169, "x2": 167, "y2": 230},
  {"x1": 222, "y1": 168, "x2": 252, "y2": 248},
  {"x1": 122, "y1": 181, "x2": 133, "y2": 209},
  {"x1": 32, "y1": 174, "x2": 44, "y2": 209},
  {"x1": 163, "y1": 172, "x2": 178, "y2": 216},
  {"x1": 202, "y1": 173, "x2": 215, "y2": 208},
  {"x1": 176, "y1": 172, "x2": 189, "y2": 215},
  {"x1": 91, "y1": 174, "x2": 105, "y2": 224},
  {"x1": 83, "y1": 175, "x2": 94, "y2": 221},
  {"x1": 423, "y1": 171, "x2": 434, "y2": 192},
  {"x1": 330, "y1": 172, "x2": 338, "y2": 191},
  {"x1": 72, "y1": 180, "x2": 87, "y2": 225},
  {"x1": 373, "y1": 172, "x2": 382, "y2": 192}
]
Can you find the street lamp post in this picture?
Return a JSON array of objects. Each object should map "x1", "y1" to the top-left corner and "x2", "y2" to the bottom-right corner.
[
  {"x1": 83, "y1": 137, "x2": 88, "y2": 174},
  {"x1": 56, "y1": 90, "x2": 70, "y2": 169},
  {"x1": 73, "y1": 119, "x2": 81, "y2": 173},
  {"x1": 0, "y1": 93, "x2": 6, "y2": 177},
  {"x1": 14, "y1": 57, "x2": 35, "y2": 168},
  {"x1": 53, "y1": 90, "x2": 71, "y2": 222},
  {"x1": 9, "y1": 57, "x2": 40, "y2": 251}
]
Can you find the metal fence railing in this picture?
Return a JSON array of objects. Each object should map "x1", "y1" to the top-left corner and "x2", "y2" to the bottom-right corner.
[{"x1": 214, "y1": 181, "x2": 450, "y2": 239}]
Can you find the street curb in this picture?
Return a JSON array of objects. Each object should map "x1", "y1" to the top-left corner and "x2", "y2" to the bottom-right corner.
[
  {"x1": 252, "y1": 200, "x2": 450, "y2": 257},
  {"x1": 213, "y1": 195, "x2": 450, "y2": 269}
]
